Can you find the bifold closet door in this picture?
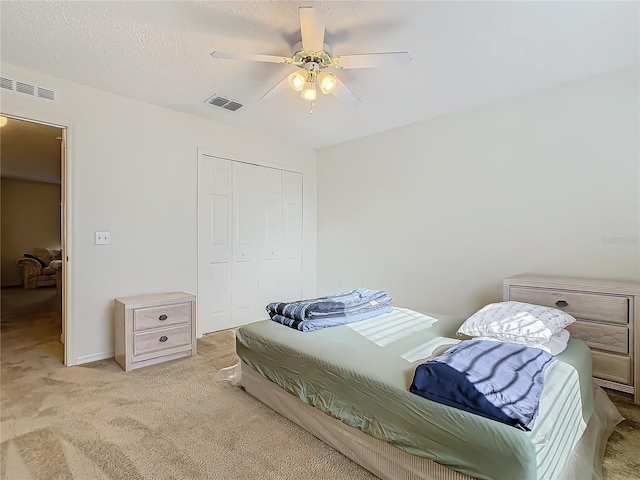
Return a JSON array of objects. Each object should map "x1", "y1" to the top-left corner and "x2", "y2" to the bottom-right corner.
[
  {"x1": 198, "y1": 156, "x2": 233, "y2": 336},
  {"x1": 198, "y1": 155, "x2": 303, "y2": 334}
]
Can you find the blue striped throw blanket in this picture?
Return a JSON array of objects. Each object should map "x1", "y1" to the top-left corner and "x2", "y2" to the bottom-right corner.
[{"x1": 267, "y1": 288, "x2": 393, "y2": 331}]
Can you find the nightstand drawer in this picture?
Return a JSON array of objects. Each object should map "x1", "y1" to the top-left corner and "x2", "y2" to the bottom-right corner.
[
  {"x1": 133, "y1": 324, "x2": 192, "y2": 357},
  {"x1": 509, "y1": 287, "x2": 629, "y2": 325},
  {"x1": 592, "y1": 351, "x2": 631, "y2": 385},
  {"x1": 133, "y1": 302, "x2": 191, "y2": 331},
  {"x1": 567, "y1": 321, "x2": 628, "y2": 354}
]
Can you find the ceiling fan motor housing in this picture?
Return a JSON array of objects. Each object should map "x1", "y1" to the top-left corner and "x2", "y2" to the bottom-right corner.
[{"x1": 291, "y1": 41, "x2": 334, "y2": 70}]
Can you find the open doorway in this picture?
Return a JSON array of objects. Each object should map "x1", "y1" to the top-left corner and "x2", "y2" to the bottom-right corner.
[{"x1": 0, "y1": 115, "x2": 67, "y2": 364}]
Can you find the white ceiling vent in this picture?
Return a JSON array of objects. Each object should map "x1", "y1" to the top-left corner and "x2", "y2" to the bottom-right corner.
[
  {"x1": 204, "y1": 94, "x2": 243, "y2": 112},
  {"x1": 0, "y1": 76, "x2": 57, "y2": 102}
]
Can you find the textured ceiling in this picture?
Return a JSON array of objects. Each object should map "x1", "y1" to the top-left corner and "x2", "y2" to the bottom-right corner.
[
  {"x1": 1, "y1": 1, "x2": 638, "y2": 149},
  {"x1": 0, "y1": 117, "x2": 62, "y2": 184}
]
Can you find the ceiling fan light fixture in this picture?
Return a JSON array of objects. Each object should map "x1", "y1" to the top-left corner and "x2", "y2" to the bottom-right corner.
[
  {"x1": 210, "y1": 7, "x2": 410, "y2": 110},
  {"x1": 300, "y1": 78, "x2": 317, "y2": 101},
  {"x1": 0, "y1": 116, "x2": 7, "y2": 128},
  {"x1": 288, "y1": 71, "x2": 305, "y2": 91},
  {"x1": 317, "y1": 72, "x2": 337, "y2": 94}
]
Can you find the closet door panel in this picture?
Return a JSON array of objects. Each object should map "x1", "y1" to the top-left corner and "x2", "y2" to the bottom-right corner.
[
  {"x1": 210, "y1": 196, "x2": 229, "y2": 248},
  {"x1": 233, "y1": 261, "x2": 258, "y2": 326},
  {"x1": 281, "y1": 171, "x2": 303, "y2": 302},
  {"x1": 261, "y1": 168, "x2": 283, "y2": 261},
  {"x1": 208, "y1": 263, "x2": 232, "y2": 323},
  {"x1": 197, "y1": 156, "x2": 233, "y2": 334},
  {"x1": 233, "y1": 171, "x2": 259, "y2": 264},
  {"x1": 258, "y1": 168, "x2": 282, "y2": 319},
  {"x1": 257, "y1": 261, "x2": 281, "y2": 320},
  {"x1": 232, "y1": 163, "x2": 261, "y2": 327}
]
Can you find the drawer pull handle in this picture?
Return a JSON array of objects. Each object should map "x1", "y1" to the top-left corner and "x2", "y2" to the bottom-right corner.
[
  {"x1": 555, "y1": 300, "x2": 568, "y2": 308},
  {"x1": 159, "y1": 336, "x2": 168, "y2": 343},
  {"x1": 158, "y1": 314, "x2": 168, "y2": 321}
]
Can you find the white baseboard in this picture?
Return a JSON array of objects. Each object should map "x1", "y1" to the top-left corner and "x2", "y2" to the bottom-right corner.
[{"x1": 76, "y1": 351, "x2": 114, "y2": 365}]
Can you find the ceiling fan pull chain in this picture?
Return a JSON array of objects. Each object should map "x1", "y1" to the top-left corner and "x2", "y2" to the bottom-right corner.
[{"x1": 310, "y1": 100, "x2": 315, "y2": 114}]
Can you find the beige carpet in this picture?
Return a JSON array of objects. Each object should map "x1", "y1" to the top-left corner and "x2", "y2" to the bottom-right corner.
[{"x1": 1, "y1": 287, "x2": 639, "y2": 480}]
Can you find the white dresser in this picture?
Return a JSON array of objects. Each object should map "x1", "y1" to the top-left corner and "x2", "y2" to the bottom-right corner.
[
  {"x1": 504, "y1": 275, "x2": 640, "y2": 404},
  {"x1": 114, "y1": 292, "x2": 197, "y2": 371}
]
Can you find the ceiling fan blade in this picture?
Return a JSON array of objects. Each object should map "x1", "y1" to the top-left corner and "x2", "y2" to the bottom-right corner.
[
  {"x1": 334, "y1": 52, "x2": 412, "y2": 69},
  {"x1": 260, "y1": 75, "x2": 292, "y2": 102},
  {"x1": 299, "y1": 7, "x2": 325, "y2": 52},
  {"x1": 211, "y1": 51, "x2": 291, "y2": 64},
  {"x1": 331, "y1": 77, "x2": 360, "y2": 107}
]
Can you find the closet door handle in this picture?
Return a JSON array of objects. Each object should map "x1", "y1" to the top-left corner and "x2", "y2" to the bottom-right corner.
[
  {"x1": 159, "y1": 336, "x2": 168, "y2": 343},
  {"x1": 159, "y1": 314, "x2": 168, "y2": 321},
  {"x1": 555, "y1": 300, "x2": 568, "y2": 308}
]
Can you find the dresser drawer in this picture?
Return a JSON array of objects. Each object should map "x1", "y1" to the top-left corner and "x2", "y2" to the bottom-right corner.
[
  {"x1": 592, "y1": 351, "x2": 632, "y2": 385},
  {"x1": 567, "y1": 321, "x2": 629, "y2": 354},
  {"x1": 133, "y1": 302, "x2": 191, "y2": 331},
  {"x1": 133, "y1": 324, "x2": 192, "y2": 357},
  {"x1": 509, "y1": 287, "x2": 629, "y2": 325}
]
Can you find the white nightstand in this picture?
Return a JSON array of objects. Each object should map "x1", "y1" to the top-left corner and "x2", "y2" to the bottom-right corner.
[{"x1": 114, "y1": 292, "x2": 197, "y2": 371}]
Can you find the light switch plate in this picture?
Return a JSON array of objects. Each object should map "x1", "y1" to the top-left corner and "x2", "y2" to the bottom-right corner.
[{"x1": 95, "y1": 231, "x2": 110, "y2": 245}]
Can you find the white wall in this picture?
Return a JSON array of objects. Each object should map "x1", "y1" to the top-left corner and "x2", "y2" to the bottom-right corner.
[
  {"x1": 317, "y1": 66, "x2": 639, "y2": 319},
  {"x1": 0, "y1": 63, "x2": 317, "y2": 364},
  {"x1": 1, "y1": 179, "x2": 62, "y2": 287}
]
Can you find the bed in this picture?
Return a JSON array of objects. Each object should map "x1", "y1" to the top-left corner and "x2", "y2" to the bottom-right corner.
[{"x1": 230, "y1": 307, "x2": 621, "y2": 480}]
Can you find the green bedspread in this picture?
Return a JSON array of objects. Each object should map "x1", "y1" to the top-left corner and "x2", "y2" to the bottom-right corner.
[{"x1": 236, "y1": 309, "x2": 593, "y2": 480}]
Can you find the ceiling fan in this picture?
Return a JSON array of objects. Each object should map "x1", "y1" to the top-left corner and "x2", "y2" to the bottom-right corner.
[{"x1": 210, "y1": 6, "x2": 411, "y2": 112}]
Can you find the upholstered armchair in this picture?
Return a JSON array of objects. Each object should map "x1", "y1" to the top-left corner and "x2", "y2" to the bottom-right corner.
[{"x1": 16, "y1": 248, "x2": 62, "y2": 289}]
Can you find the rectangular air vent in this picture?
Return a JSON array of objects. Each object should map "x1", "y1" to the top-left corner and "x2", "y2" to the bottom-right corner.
[
  {"x1": 37, "y1": 87, "x2": 56, "y2": 101},
  {"x1": 223, "y1": 101, "x2": 242, "y2": 112},
  {"x1": 0, "y1": 77, "x2": 13, "y2": 90},
  {"x1": 0, "y1": 76, "x2": 57, "y2": 102},
  {"x1": 16, "y1": 81, "x2": 36, "y2": 96},
  {"x1": 205, "y1": 94, "x2": 243, "y2": 112},
  {"x1": 209, "y1": 96, "x2": 230, "y2": 107}
]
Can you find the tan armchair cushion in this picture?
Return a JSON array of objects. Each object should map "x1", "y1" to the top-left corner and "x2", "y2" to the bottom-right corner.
[
  {"x1": 23, "y1": 253, "x2": 47, "y2": 268},
  {"x1": 33, "y1": 248, "x2": 55, "y2": 266}
]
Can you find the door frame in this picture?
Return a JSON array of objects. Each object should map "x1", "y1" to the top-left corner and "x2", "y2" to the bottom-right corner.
[
  {"x1": 2, "y1": 106, "x2": 74, "y2": 366},
  {"x1": 197, "y1": 149, "x2": 304, "y2": 175}
]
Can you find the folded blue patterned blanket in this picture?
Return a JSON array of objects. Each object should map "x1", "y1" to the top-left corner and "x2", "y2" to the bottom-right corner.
[
  {"x1": 271, "y1": 303, "x2": 393, "y2": 331},
  {"x1": 267, "y1": 288, "x2": 392, "y2": 331},
  {"x1": 410, "y1": 340, "x2": 555, "y2": 430},
  {"x1": 266, "y1": 288, "x2": 389, "y2": 321}
]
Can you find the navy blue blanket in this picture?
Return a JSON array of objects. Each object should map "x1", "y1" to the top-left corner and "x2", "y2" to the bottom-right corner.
[{"x1": 410, "y1": 340, "x2": 554, "y2": 430}]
